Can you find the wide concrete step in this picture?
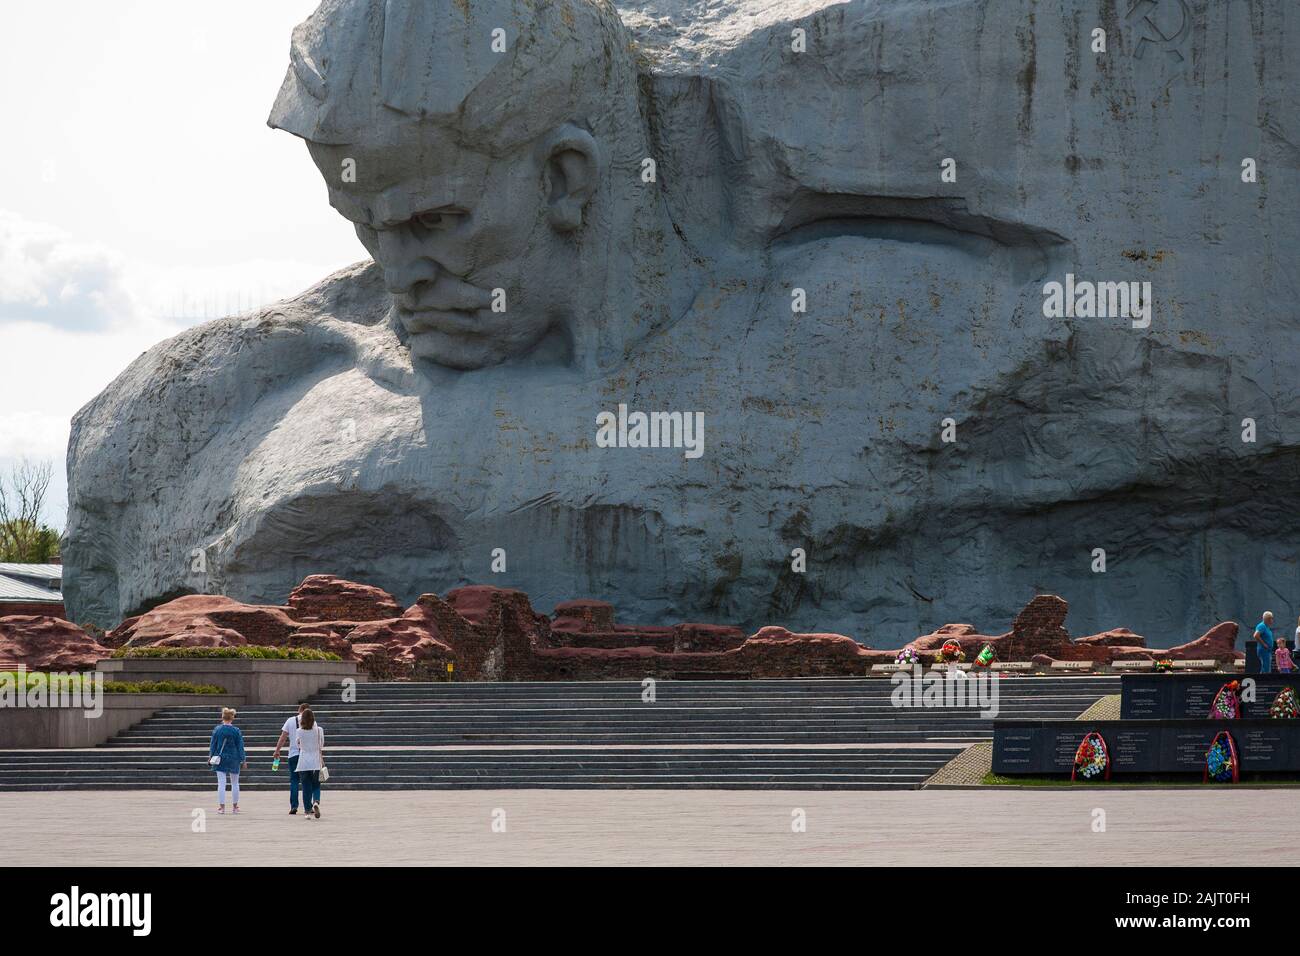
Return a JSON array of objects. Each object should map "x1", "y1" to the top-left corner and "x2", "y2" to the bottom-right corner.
[
  {"x1": 118, "y1": 704, "x2": 1102, "y2": 721},
  {"x1": 0, "y1": 745, "x2": 958, "y2": 790},
  {"x1": 2, "y1": 677, "x2": 1115, "y2": 790},
  {"x1": 300, "y1": 677, "x2": 1120, "y2": 692},
  {"x1": 0, "y1": 780, "x2": 930, "y2": 791},
  {"x1": 0, "y1": 746, "x2": 956, "y2": 760},
  {"x1": 108, "y1": 735, "x2": 1029, "y2": 745},
  {"x1": 114, "y1": 715, "x2": 1087, "y2": 735}
]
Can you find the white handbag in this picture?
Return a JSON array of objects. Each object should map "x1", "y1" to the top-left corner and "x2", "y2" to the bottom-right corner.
[
  {"x1": 319, "y1": 766, "x2": 329, "y2": 782},
  {"x1": 208, "y1": 738, "x2": 226, "y2": 767}
]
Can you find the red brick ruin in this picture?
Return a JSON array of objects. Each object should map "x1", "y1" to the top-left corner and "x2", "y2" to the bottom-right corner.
[{"x1": 0, "y1": 574, "x2": 1243, "y2": 677}]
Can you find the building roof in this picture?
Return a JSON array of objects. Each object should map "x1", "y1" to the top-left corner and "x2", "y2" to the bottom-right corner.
[
  {"x1": 0, "y1": 563, "x2": 62, "y2": 583},
  {"x1": 0, "y1": 572, "x2": 63, "y2": 604}
]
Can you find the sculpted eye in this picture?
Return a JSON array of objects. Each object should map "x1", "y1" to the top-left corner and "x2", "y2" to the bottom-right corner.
[{"x1": 412, "y1": 208, "x2": 467, "y2": 233}]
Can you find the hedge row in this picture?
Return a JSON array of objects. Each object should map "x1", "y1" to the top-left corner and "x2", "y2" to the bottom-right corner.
[
  {"x1": 0, "y1": 672, "x2": 225, "y2": 694},
  {"x1": 110, "y1": 646, "x2": 342, "y2": 662},
  {"x1": 103, "y1": 680, "x2": 226, "y2": 694}
]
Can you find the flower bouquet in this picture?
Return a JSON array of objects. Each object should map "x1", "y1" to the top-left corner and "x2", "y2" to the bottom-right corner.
[
  {"x1": 1071, "y1": 732, "x2": 1110, "y2": 781},
  {"x1": 936, "y1": 639, "x2": 966, "y2": 664},
  {"x1": 973, "y1": 644, "x2": 996, "y2": 668},
  {"x1": 1154, "y1": 659, "x2": 1174, "y2": 672},
  {"x1": 896, "y1": 646, "x2": 920, "y2": 667}
]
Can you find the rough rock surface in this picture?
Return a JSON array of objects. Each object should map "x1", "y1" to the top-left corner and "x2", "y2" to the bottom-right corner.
[
  {"x1": 287, "y1": 574, "x2": 401, "y2": 622},
  {"x1": 1074, "y1": 629, "x2": 1146, "y2": 648},
  {"x1": 348, "y1": 598, "x2": 459, "y2": 678},
  {"x1": 148, "y1": 624, "x2": 250, "y2": 649},
  {"x1": 65, "y1": 0, "x2": 1299, "y2": 655},
  {"x1": 0, "y1": 617, "x2": 111, "y2": 670},
  {"x1": 899, "y1": 596, "x2": 1238, "y2": 665},
  {"x1": 999, "y1": 596, "x2": 1073, "y2": 660},
  {"x1": 108, "y1": 595, "x2": 301, "y2": 649},
  {"x1": 1163, "y1": 622, "x2": 1242, "y2": 662},
  {"x1": 549, "y1": 598, "x2": 744, "y2": 652}
]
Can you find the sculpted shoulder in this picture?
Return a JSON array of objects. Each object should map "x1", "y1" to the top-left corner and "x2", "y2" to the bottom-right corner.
[{"x1": 66, "y1": 261, "x2": 414, "y2": 493}]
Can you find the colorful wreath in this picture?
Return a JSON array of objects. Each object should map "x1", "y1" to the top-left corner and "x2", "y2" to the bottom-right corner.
[
  {"x1": 1270, "y1": 686, "x2": 1300, "y2": 719},
  {"x1": 1209, "y1": 680, "x2": 1241, "y2": 720},
  {"x1": 1205, "y1": 732, "x2": 1237, "y2": 783},
  {"x1": 1072, "y1": 733, "x2": 1109, "y2": 781}
]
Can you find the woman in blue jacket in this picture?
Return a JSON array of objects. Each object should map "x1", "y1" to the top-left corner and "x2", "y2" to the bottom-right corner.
[{"x1": 209, "y1": 707, "x2": 247, "y2": 814}]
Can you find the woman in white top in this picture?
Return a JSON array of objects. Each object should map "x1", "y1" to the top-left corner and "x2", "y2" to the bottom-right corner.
[{"x1": 295, "y1": 708, "x2": 325, "y2": 819}]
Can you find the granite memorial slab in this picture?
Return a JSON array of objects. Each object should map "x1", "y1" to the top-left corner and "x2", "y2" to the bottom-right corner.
[
  {"x1": 993, "y1": 718, "x2": 1300, "y2": 775},
  {"x1": 1120, "y1": 673, "x2": 1300, "y2": 720}
]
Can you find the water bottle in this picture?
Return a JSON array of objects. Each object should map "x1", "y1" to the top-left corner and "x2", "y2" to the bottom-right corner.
[{"x1": 272, "y1": 756, "x2": 281, "y2": 772}]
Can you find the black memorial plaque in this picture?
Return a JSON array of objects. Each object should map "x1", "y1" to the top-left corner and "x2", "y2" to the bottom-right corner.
[
  {"x1": 1109, "y1": 727, "x2": 1160, "y2": 771},
  {"x1": 993, "y1": 718, "x2": 1300, "y2": 775},
  {"x1": 1241, "y1": 676, "x2": 1300, "y2": 718},
  {"x1": 991, "y1": 726, "x2": 1039, "y2": 773},
  {"x1": 1120, "y1": 673, "x2": 1300, "y2": 720},
  {"x1": 1048, "y1": 727, "x2": 1087, "y2": 772},
  {"x1": 1177, "y1": 680, "x2": 1218, "y2": 718},
  {"x1": 1238, "y1": 725, "x2": 1290, "y2": 771},
  {"x1": 1165, "y1": 727, "x2": 1216, "y2": 772},
  {"x1": 1121, "y1": 677, "x2": 1165, "y2": 719}
]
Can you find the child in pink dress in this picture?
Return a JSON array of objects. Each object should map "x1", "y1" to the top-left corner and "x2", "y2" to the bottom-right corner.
[{"x1": 1275, "y1": 641, "x2": 1295, "y2": 674}]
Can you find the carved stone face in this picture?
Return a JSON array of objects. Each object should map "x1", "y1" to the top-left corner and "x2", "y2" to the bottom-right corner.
[{"x1": 307, "y1": 122, "x2": 588, "y2": 370}]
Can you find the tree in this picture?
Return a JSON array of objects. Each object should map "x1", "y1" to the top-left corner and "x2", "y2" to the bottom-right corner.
[{"x1": 0, "y1": 459, "x2": 60, "y2": 562}]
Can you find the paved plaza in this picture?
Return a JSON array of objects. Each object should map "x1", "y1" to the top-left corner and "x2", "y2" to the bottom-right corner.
[{"x1": 4, "y1": 788, "x2": 1291, "y2": 866}]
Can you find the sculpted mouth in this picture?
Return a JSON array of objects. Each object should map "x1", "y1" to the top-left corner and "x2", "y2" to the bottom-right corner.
[
  {"x1": 400, "y1": 306, "x2": 486, "y2": 336},
  {"x1": 396, "y1": 277, "x2": 495, "y2": 336}
]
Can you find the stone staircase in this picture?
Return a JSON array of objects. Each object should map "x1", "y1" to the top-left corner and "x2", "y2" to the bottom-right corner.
[{"x1": 0, "y1": 676, "x2": 1118, "y2": 790}]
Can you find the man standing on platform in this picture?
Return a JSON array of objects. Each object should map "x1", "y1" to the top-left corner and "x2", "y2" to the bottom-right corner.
[
  {"x1": 272, "y1": 702, "x2": 311, "y2": 815},
  {"x1": 1254, "y1": 611, "x2": 1276, "y2": 674}
]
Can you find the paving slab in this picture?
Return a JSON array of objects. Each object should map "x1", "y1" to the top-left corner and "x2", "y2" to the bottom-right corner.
[{"x1": 1, "y1": 789, "x2": 1290, "y2": 866}]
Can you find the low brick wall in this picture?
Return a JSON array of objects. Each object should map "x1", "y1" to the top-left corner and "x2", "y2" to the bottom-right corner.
[
  {"x1": 0, "y1": 692, "x2": 247, "y2": 749},
  {"x1": 95, "y1": 659, "x2": 362, "y2": 705}
]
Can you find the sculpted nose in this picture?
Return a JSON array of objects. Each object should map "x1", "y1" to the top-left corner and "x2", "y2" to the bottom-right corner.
[{"x1": 377, "y1": 231, "x2": 439, "y2": 295}]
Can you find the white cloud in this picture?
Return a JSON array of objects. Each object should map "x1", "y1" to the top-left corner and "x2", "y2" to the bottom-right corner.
[
  {"x1": 0, "y1": 0, "x2": 365, "y2": 524},
  {"x1": 0, "y1": 209, "x2": 342, "y2": 331},
  {"x1": 0, "y1": 211, "x2": 139, "y2": 331},
  {"x1": 0, "y1": 210, "x2": 362, "y2": 524}
]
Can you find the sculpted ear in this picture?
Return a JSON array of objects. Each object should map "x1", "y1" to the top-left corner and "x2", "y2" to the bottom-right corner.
[{"x1": 542, "y1": 125, "x2": 601, "y2": 233}]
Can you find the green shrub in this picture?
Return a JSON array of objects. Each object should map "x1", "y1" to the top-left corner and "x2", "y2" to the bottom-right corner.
[
  {"x1": 1, "y1": 672, "x2": 225, "y2": 694},
  {"x1": 110, "y1": 645, "x2": 341, "y2": 662},
  {"x1": 103, "y1": 680, "x2": 225, "y2": 694}
]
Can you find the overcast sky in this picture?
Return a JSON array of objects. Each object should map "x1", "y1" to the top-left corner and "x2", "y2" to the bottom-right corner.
[{"x1": 0, "y1": 1, "x2": 364, "y2": 526}]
